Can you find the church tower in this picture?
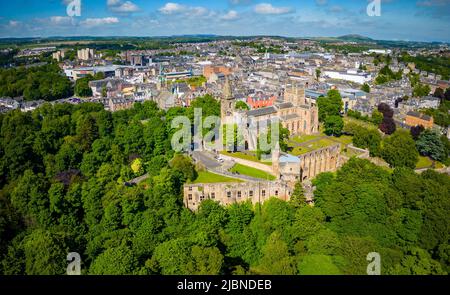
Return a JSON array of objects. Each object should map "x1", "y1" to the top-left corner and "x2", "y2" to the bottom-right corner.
[{"x1": 221, "y1": 76, "x2": 235, "y2": 124}]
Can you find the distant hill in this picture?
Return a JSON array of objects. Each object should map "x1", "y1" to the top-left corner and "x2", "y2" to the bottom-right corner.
[{"x1": 337, "y1": 34, "x2": 374, "y2": 42}]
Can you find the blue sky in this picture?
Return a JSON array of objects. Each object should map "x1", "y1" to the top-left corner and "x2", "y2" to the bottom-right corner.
[{"x1": 0, "y1": 0, "x2": 449, "y2": 42}]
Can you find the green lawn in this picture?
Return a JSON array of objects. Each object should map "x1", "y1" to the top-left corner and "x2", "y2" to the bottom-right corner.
[
  {"x1": 288, "y1": 138, "x2": 337, "y2": 156},
  {"x1": 330, "y1": 135, "x2": 353, "y2": 146},
  {"x1": 290, "y1": 134, "x2": 322, "y2": 144},
  {"x1": 192, "y1": 171, "x2": 243, "y2": 184},
  {"x1": 416, "y1": 156, "x2": 433, "y2": 169},
  {"x1": 220, "y1": 151, "x2": 272, "y2": 166},
  {"x1": 229, "y1": 163, "x2": 276, "y2": 180},
  {"x1": 344, "y1": 117, "x2": 378, "y2": 130}
]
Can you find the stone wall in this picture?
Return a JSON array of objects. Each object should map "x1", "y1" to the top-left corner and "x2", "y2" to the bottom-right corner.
[{"x1": 184, "y1": 180, "x2": 291, "y2": 211}]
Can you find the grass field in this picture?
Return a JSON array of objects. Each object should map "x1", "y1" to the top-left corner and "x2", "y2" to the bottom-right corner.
[
  {"x1": 229, "y1": 163, "x2": 276, "y2": 180},
  {"x1": 416, "y1": 156, "x2": 433, "y2": 169},
  {"x1": 192, "y1": 171, "x2": 243, "y2": 184},
  {"x1": 344, "y1": 117, "x2": 378, "y2": 130},
  {"x1": 288, "y1": 138, "x2": 337, "y2": 156},
  {"x1": 220, "y1": 151, "x2": 272, "y2": 166},
  {"x1": 290, "y1": 134, "x2": 322, "y2": 144}
]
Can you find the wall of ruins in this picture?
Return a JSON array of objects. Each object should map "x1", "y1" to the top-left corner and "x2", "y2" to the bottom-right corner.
[{"x1": 184, "y1": 181, "x2": 291, "y2": 211}]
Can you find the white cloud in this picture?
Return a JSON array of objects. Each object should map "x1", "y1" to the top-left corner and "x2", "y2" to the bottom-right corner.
[
  {"x1": 107, "y1": 0, "x2": 121, "y2": 5},
  {"x1": 108, "y1": 0, "x2": 139, "y2": 13},
  {"x1": 50, "y1": 16, "x2": 73, "y2": 25},
  {"x1": 159, "y1": 3, "x2": 186, "y2": 15},
  {"x1": 221, "y1": 10, "x2": 239, "y2": 20},
  {"x1": 254, "y1": 3, "x2": 293, "y2": 15},
  {"x1": 8, "y1": 20, "x2": 21, "y2": 27},
  {"x1": 158, "y1": 3, "x2": 211, "y2": 17},
  {"x1": 80, "y1": 17, "x2": 119, "y2": 26}
]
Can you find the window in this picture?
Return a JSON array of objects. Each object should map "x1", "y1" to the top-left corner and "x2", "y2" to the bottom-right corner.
[
  {"x1": 211, "y1": 192, "x2": 215, "y2": 199},
  {"x1": 227, "y1": 191, "x2": 231, "y2": 198},
  {"x1": 200, "y1": 195, "x2": 205, "y2": 201},
  {"x1": 188, "y1": 186, "x2": 192, "y2": 191},
  {"x1": 237, "y1": 191, "x2": 241, "y2": 198},
  {"x1": 249, "y1": 190, "x2": 254, "y2": 197},
  {"x1": 262, "y1": 190, "x2": 266, "y2": 197},
  {"x1": 188, "y1": 194, "x2": 192, "y2": 201},
  {"x1": 275, "y1": 190, "x2": 279, "y2": 196}
]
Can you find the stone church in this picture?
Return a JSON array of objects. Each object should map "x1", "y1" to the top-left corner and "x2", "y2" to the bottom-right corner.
[{"x1": 220, "y1": 78, "x2": 319, "y2": 152}]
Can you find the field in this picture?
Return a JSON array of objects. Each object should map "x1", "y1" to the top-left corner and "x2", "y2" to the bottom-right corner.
[
  {"x1": 192, "y1": 171, "x2": 243, "y2": 184},
  {"x1": 229, "y1": 163, "x2": 276, "y2": 180}
]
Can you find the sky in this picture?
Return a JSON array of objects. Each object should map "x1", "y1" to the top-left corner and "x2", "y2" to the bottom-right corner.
[{"x1": 0, "y1": 0, "x2": 449, "y2": 42}]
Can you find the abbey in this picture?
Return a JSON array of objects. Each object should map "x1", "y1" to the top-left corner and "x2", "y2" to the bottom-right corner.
[
  {"x1": 220, "y1": 78, "x2": 319, "y2": 151},
  {"x1": 183, "y1": 78, "x2": 342, "y2": 211}
]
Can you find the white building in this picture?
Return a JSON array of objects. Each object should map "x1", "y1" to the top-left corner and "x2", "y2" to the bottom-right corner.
[{"x1": 323, "y1": 70, "x2": 372, "y2": 84}]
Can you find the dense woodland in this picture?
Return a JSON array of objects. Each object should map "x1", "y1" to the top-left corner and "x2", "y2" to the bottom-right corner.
[
  {"x1": 0, "y1": 98, "x2": 448, "y2": 275},
  {"x1": 0, "y1": 63, "x2": 73, "y2": 101}
]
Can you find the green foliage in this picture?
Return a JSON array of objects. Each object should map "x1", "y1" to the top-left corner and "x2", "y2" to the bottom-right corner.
[
  {"x1": 381, "y1": 130, "x2": 419, "y2": 169},
  {"x1": 235, "y1": 101, "x2": 250, "y2": 111},
  {"x1": 416, "y1": 129, "x2": 446, "y2": 161},
  {"x1": 317, "y1": 90, "x2": 343, "y2": 122},
  {"x1": 324, "y1": 115, "x2": 344, "y2": 136},
  {"x1": 0, "y1": 63, "x2": 73, "y2": 101},
  {"x1": 0, "y1": 99, "x2": 448, "y2": 275},
  {"x1": 352, "y1": 126, "x2": 382, "y2": 156},
  {"x1": 361, "y1": 83, "x2": 370, "y2": 93}
]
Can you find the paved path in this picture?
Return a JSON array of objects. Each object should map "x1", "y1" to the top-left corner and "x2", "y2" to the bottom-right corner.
[{"x1": 192, "y1": 151, "x2": 221, "y2": 169}]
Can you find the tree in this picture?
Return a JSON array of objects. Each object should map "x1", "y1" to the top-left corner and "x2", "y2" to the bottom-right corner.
[
  {"x1": 315, "y1": 68, "x2": 321, "y2": 80},
  {"x1": 381, "y1": 130, "x2": 419, "y2": 169},
  {"x1": 298, "y1": 255, "x2": 342, "y2": 275},
  {"x1": 324, "y1": 115, "x2": 343, "y2": 136},
  {"x1": 252, "y1": 231, "x2": 297, "y2": 275},
  {"x1": 410, "y1": 125, "x2": 425, "y2": 140},
  {"x1": 371, "y1": 110, "x2": 383, "y2": 126},
  {"x1": 317, "y1": 90, "x2": 343, "y2": 122},
  {"x1": 89, "y1": 244, "x2": 138, "y2": 275},
  {"x1": 22, "y1": 229, "x2": 68, "y2": 275},
  {"x1": 352, "y1": 127, "x2": 382, "y2": 156},
  {"x1": 416, "y1": 129, "x2": 446, "y2": 162},
  {"x1": 378, "y1": 103, "x2": 396, "y2": 135},
  {"x1": 361, "y1": 83, "x2": 370, "y2": 93},
  {"x1": 433, "y1": 87, "x2": 445, "y2": 100},
  {"x1": 289, "y1": 182, "x2": 307, "y2": 208},
  {"x1": 235, "y1": 101, "x2": 249, "y2": 111},
  {"x1": 388, "y1": 247, "x2": 445, "y2": 275},
  {"x1": 74, "y1": 76, "x2": 94, "y2": 97}
]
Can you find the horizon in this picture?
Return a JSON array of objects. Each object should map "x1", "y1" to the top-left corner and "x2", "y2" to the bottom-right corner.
[
  {"x1": 0, "y1": 1, "x2": 449, "y2": 43},
  {"x1": 0, "y1": 34, "x2": 448, "y2": 45}
]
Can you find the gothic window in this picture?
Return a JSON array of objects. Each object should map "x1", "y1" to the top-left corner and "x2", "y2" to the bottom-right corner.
[
  {"x1": 211, "y1": 192, "x2": 215, "y2": 199},
  {"x1": 237, "y1": 191, "x2": 241, "y2": 198},
  {"x1": 188, "y1": 194, "x2": 192, "y2": 201},
  {"x1": 227, "y1": 191, "x2": 231, "y2": 198}
]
